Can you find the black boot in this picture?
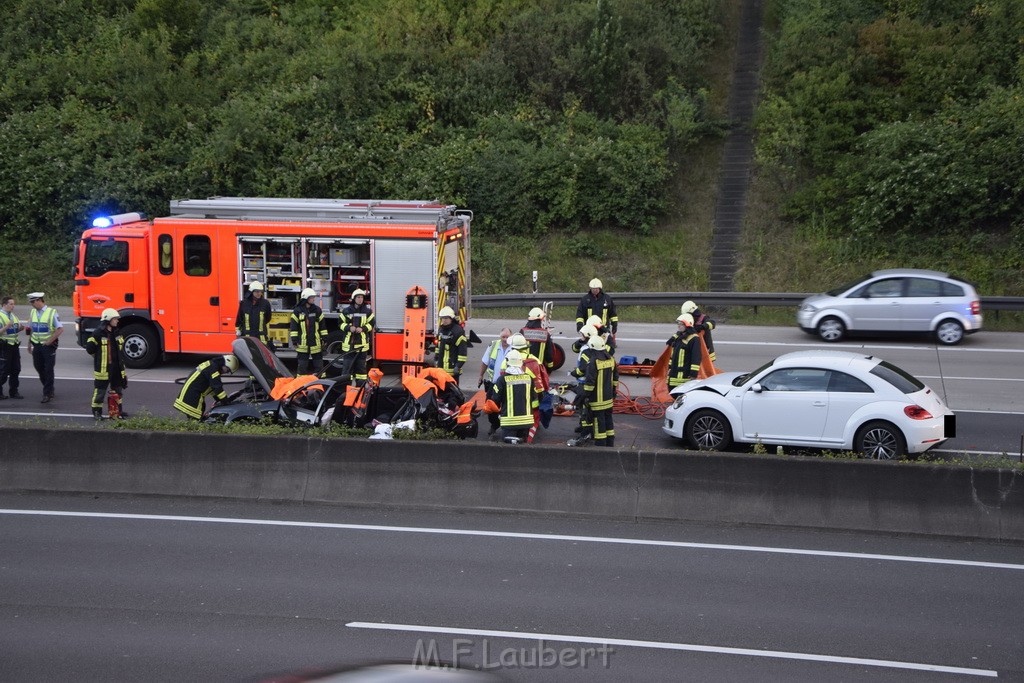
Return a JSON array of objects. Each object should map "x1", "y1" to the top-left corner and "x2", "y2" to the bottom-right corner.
[{"x1": 93, "y1": 408, "x2": 103, "y2": 421}]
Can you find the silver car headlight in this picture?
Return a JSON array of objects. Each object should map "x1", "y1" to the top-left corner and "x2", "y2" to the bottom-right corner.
[
  {"x1": 800, "y1": 303, "x2": 817, "y2": 313},
  {"x1": 672, "y1": 394, "x2": 685, "y2": 409}
]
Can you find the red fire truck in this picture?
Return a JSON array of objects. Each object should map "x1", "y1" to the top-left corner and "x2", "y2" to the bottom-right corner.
[{"x1": 73, "y1": 197, "x2": 473, "y2": 368}]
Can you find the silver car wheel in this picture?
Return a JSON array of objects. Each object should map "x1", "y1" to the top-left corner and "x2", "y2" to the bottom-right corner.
[
  {"x1": 817, "y1": 317, "x2": 845, "y2": 343},
  {"x1": 859, "y1": 425, "x2": 901, "y2": 460},
  {"x1": 690, "y1": 413, "x2": 727, "y2": 449},
  {"x1": 936, "y1": 319, "x2": 964, "y2": 345}
]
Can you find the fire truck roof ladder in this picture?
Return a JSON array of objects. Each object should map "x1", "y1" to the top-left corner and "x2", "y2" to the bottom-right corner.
[{"x1": 168, "y1": 197, "x2": 470, "y2": 228}]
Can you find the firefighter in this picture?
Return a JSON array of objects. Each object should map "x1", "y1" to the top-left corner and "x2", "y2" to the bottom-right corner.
[
  {"x1": 504, "y1": 333, "x2": 549, "y2": 442},
  {"x1": 583, "y1": 335, "x2": 618, "y2": 447},
  {"x1": 570, "y1": 324, "x2": 600, "y2": 440},
  {"x1": 236, "y1": 281, "x2": 272, "y2": 346},
  {"x1": 0, "y1": 295, "x2": 24, "y2": 400},
  {"x1": 290, "y1": 288, "x2": 328, "y2": 375},
  {"x1": 85, "y1": 308, "x2": 127, "y2": 420},
  {"x1": 583, "y1": 314, "x2": 616, "y2": 355},
  {"x1": 435, "y1": 306, "x2": 468, "y2": 384},
  {"x1": 27, "y1": 292, "x2": 62, "y2": 403},
  {"x1": 491, "y1": 349, "x2": 538, "y2": 443},
  {"x1": 339, "y1": 288, "x2": 375, "y2": 384},
  {"x1": 173, "y1": 354, "x2": 238, "y2": 420},
  {"x1": 682, "y1": 300, "x2": 717, "y2": 362},
  {"x1": 575, "y1": 278, "x2": 618, "y2": 335},
  {"x1": 478, "y1": 328, "x2": 512, "y2": 436},
  {"x1": 520, "y1": 307, "x2": 554, "y2": 371},
  {"x1": 667, "y1": 313, "x2": 702, "y2": 388}
]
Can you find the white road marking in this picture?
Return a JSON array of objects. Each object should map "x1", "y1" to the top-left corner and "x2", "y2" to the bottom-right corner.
[
  {"x1": 0, "y1": 411, "x2": 95, "y2": 418},
  {"x1": 2, "y1": 510, "x2": 1022, "y2": 571},
  {"x1": 345, "y1": 622, "x2": 998, "y2": 677}
]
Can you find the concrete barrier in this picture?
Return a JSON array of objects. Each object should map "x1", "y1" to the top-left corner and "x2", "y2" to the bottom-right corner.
[{"x1": 1, "y1": 426, "x2": 1022, "y2": 541}]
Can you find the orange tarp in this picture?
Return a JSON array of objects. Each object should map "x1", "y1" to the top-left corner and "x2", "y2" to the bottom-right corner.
[
  {"x1": 271, "y1": 375, "x2": 323, "y2": 400},
  {"x1": 650, "y1": 333, "x2": 721, "y2": 403}
]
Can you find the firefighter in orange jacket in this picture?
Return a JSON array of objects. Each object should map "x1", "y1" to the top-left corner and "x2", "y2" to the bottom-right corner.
[
  {"x1": 667, "y1": 313, "x2": 702, "y2": 388},
  {"x1": 520, "y1": 307, "x2": 554, "y2": 371}
]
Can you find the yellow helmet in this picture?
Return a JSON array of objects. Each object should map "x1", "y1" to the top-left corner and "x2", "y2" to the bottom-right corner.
[
  {"x1": 677, "y1": 313, "x2": 695, "y2": 326},
  {"x1": 589, "y1": 336, "x2": 607, "y2": 351},
  {"x1": 248, "y1": 281, "x2": 264, "y2": 292},
  {"x1": 589, "y1": 278, "x2": 602, "y2": 289},
  {"x1": 586, "y1": 315, "x2": 604, "y2": 328},
  {"x1": 438, "y1": 306, "x2": 456, "y2": 319},
  {"x1": 352, "y1": 288, "x2": 367, "y2": 299},
  {"x1": 100, "y1": 308, "x2": 120, "y2": 322},
  {"x1": 528, "y1": 307, "x2": 545, "y2": 320},
  {"x1": 579, "y1": 324, "x2": 599, "y2": 339},
  {"x1": 505, "y1": 349, "x2": 524, "y2": 367},
  {"x1": 301, "y1": 288, "x2": 317, "y2": 300},
  {"x1": 223, "y1": 354, "x2": 239, "y2": 373},
  {"x1": 681, "y1": 300, "x2": 698, "y2": 315}
]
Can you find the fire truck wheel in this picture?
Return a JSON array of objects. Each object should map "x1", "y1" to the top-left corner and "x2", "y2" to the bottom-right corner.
[
  {"x1": 120, "y1": 323, "x2": 160, "y2": 369},
  {"x1": 323, "y1": 331, "x2": 345, "y2": 357}
]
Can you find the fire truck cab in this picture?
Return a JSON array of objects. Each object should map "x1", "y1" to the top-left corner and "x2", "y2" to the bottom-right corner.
[{"x1": 73, "y1": 197, "x2": 472, "y2": 368}]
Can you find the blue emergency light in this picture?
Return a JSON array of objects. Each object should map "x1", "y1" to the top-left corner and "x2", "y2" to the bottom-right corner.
[{"x1": 92, "y1": 212, "x2": 145, "y2": 228}]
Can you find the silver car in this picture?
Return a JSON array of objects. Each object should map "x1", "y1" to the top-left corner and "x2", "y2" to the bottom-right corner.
[{"x1": 797, "y1": 269, "x2": 982, "y2": 345}]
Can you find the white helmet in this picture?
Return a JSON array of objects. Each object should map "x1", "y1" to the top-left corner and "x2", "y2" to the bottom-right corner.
[
  {"x1": 352, "y1": 288, "x2": 367, "y2": 299},
  {"x1": 528, "y1": 307, "x2": 545, "y2": 320},
  {"x1": 505, "y1": 349, "x2": 524, "y2": 367},
  {"x1": 301, "y1": 288, "x2": 317, "y2": 300},
  {"x1": 586, "y1": 315, "x2": 604, "y2": 328},
  {"x1": 223, "y1": 354, "x2": 239, "y2": 373},
  {"x1": 579, "y1": 324, "x2": 599, "y2": 339},
  {"x1": 681, "y1": 300, "x2": 698, "y2": 315},
  {"x1": 100, "y1": 308, "x2": 120, "y2": 322},
  {"x1": 509, "y1": 333, "x2": 529, "y2": 350},
  {"x1": 438, "y1": 306, "x2": 456, "y2": 319},
  {"x1": 248, "y1": 281, "x2": 264, "y2": 292},
  {"x1": 588, "y1": 336, "x2": 607, "y2": 351},
  {"x1": 589, "y1": 278, "x2": 602, "y2": 289},
  {"x1": 677, "y1": 313, "x2": 695, "y2": 326}
]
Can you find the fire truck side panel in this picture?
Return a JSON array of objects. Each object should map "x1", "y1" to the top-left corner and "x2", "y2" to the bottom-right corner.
[{"x1": 371, "y1": 239, "x2": 438, "y2": 332}]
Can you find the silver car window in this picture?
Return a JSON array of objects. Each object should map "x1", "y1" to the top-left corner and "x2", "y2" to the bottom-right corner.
[
  {"x1": 861, "y1": 278, "x2": 904, "y2": 298},
  {"x1": 906, "y1": 278, "x2": 943, "y2": 297},
  {"x1": 759, "y1": 368, "x2": 829, "y2": 392},
  {"x1": 940, "y1": 281, "x2": 965, "y2": 297}
]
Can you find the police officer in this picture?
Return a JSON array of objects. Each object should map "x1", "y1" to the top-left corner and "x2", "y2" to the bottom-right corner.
[
  {"x1": 27, "y1": 292, "x2": 62, "y2": 403},
  {"x1": 575, "y1": 278, "x2": 618, "y2": 334},
  {"x1": 667, "y1": 313, "x2": 702, "y2": 388},
  {"x1": 0, "y1": 295, "x2": 24, "y2": 400},
  {"x1": 236, "y1": 281, "x2": 272, "y2": 346},
  {"x1": 290, "y1": 288, "x2": 328, "y2": 375},
  {"x1": 339, "y1": 288, "x2": 375, "y2": 384},
  {"x1": 435, "y1": 306, "x2": 468, "y2": 384},
  {"x1": 86, "y1": 308, "x2": 127, "y2": 419},
  {"x1": 681, "y1": 300, "x2": 717, "y2": 362},
  {"x1": 582, "y1": 335, "x2": 618, "y2": 447},
  {"x1": 173, "y1": 354, "x2": 238, "y2": 420},
  {"x1": 491, "y1": 349, "x2": 538, "y2": 443}
]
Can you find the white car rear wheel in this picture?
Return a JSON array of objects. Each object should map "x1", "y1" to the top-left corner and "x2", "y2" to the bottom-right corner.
[
  {"x1": 817, "y1": 317, "x2": 845, "y2": 343},
  {"x1": 855, "y1": 421, "x2": 905, "y2": 460},
  {"x1": 935, "y1": 319, "x2": 964, "y2": 345}
]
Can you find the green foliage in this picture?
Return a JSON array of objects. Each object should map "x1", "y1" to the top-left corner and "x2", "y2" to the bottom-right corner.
[
  {"x1": 756, "y1": 0, "x2": 1024, "y2": 286},
  {"x1": 0, "y1": 0, "x2": 726, "y2": 293},
  {"x1": 106, "y1": 412, "x2": 374, "y2": 438}
]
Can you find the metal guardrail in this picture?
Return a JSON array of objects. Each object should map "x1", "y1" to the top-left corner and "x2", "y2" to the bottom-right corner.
[{"x1": 472, "y1": 292, "x2": 1024, "y2": 312}]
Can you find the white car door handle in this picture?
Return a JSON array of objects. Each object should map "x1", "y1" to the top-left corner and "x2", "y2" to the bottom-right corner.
[{"x1": 812, "y1": 401, "x2": 826, "y2": 407}]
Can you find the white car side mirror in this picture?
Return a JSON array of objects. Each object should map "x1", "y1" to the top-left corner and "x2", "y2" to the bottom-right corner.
[{"x1": 751, "y1": 383, "x2": 763, "y2": 393}]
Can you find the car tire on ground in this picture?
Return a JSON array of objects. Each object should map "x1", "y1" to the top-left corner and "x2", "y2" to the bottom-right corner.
[
  {"x1": 685, "y1": 409, "x2": 733, "y2": 451},
  {"x1": 120, "y1": 323, "x2": 160, "y2": 369},
  {"x1": 935, "y1": 319, "x2": 964, "y2": 345},
  {"x1": 816, "y1": 316, "x2": 846, "y2": 343},
  {"x1": 854, "y1": 420, "x2": 906, "y2": 460}
]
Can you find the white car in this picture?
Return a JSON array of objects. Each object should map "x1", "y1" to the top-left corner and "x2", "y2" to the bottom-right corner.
[{"x1": 662, "y1": 350, "x2": 954, "y2": 459}]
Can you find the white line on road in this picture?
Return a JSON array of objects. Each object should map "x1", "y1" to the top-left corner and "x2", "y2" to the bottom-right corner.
[
  {"x1": 0, "y1": 411, "x2": 94, "y2": 418},
  {"x1": 344, "y1": 622, "x2": 997, "y2": 678},
  {"x1": 2, "y1": 510, "x2": 1022, "y2": 571}
]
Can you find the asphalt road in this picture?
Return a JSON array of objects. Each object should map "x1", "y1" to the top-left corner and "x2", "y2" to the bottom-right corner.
[
  {"x1": 1, "y1": 494, "x2": 1022, "y2": 682},
  {"x1": 1, "y1": 312, "x2": 1022, "y2": 456}
]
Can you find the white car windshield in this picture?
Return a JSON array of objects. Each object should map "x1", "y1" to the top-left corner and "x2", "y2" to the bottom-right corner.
[{"x1": 733, "y1": 359, "x2": 774, "y2": 387}]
